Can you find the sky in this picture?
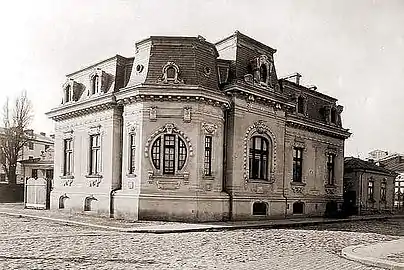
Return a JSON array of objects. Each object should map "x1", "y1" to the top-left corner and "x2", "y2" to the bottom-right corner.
[{"x1": 0, "y1": 0, "x2": 403, "y2": 158}]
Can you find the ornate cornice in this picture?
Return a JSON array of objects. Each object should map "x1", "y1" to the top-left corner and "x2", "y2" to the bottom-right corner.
[{"x1": 286, "y1": 116, "x2": 351, "y2": 139}]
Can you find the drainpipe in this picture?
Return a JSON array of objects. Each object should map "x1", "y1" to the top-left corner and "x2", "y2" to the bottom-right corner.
[
  {"x1": 110, "y1": 102, "x2": 123, "y2": 218},
  {"x1": 222, "y1": 109, "x2": 232, "y2": 221},
  {"x1": 358, "y1": 170, "x2": 366, "y2": 216},
  {"x1": 282, "y1": 121, "x2": 288, "y2": 218}
]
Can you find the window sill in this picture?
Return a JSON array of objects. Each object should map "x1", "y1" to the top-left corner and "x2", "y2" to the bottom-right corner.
[
  {"x1": 203, "y1": 175, "x2": 215, "y2": 180},
  {"x1": 290, "y1": 181, "x2": 306, "y2": 186},
  {"x1": 60, "y1": 175, "x2": 74, "y2": 179},
  {"x1": 85, "y1": 174, "x2": 103, "y2": 179},
  {"x1": 126, "y1": 173, "x2": 137, "y2": 178},
  {"x1": 325, "y1": 184, "x2": 337, "y2": 188},
  {"x1": 248, "y1": 178, "x2": 271, "y2": 183}
]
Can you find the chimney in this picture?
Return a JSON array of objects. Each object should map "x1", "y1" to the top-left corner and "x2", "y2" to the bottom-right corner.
[
  {"x1": 50, "y1": 134, "x2": 55, "y2": 139},
  {"x1": 282, "y1": 73, "x2": 302, "y2": 85},
  {"x1": 40, "y1": 132, "x2": 46, "y2": 136}
]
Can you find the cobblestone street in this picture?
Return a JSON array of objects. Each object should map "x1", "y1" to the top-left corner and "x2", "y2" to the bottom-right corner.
[{"x1": 1, "y1": 215, "x2": 403, "y2": 269}]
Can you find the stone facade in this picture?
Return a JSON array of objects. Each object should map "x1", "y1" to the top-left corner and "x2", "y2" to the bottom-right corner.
[{"x1": 46, "y1": 32, "x2": 351, "y2": 221}]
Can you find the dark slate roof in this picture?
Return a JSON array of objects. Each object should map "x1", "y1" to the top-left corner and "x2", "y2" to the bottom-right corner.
[{"x1": 344, "y1": 157, "x2": 397, "y2": 175}]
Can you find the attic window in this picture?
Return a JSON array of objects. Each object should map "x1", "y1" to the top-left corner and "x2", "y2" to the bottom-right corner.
[
  {"x1": 297, "y1": 96, "x2": 305, "y2": 114},
  {"x1": 65, "y1": 85, "x2": 72, "y2": 103},
  {"x1": 331, "y1": 108, "x2": 337, "y2": 123},
  {"x1": 166, "y1": 67, "x2": 176, "y2": 80},
  {"x1": 161, "y1": 62, "x2": 183, "y2": 84},
  {"x1": 260, "y1": 64, "x2": 268, "y2": 84},
  {"x1": 91, "y1": 75, "x2": 99, "y2": 95}
]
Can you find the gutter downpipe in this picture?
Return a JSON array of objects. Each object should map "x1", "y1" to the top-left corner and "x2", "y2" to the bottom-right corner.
[
  {"x1": 282, "y1": 122, "x2": 288, "y2": 218},
  {"x1": 222, "y1": 108, "x2": 232, "y2": 221},
  {"x1": 358, "y1": 170, "x2": 366, "y2": 216},
  {"x1": 110, "y1": 101, "x2": 123, "y2": 218}
]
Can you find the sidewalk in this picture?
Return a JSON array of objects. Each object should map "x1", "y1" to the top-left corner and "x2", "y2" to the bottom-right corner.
[
  {"x1": 342, "y1": 239, "x2": 404, "y2": 270},
  {"x1": 0, "y1": 202, "x2": 403, "y2": 233}
]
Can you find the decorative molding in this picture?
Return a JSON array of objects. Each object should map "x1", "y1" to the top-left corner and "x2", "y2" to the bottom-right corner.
[
  {"x1": 243, "y1": 120, "x2": 277, "y2": 186},
  {"x1": 159, "y1": 62, "x2": 184, "y2": 84},
  {"x1": 202, "y1": 122, "x2": 218, "y2": 135},
  {"x1": 144, "y1": 123, "x2": 194, "y2": 158},
  {"x1": 126, "y1": 122, "x2": 138, "y2": 134},
  {"x1": 61, "y1": 178, "x2": 73, "y2": 187},
  {"x1": 88, "y1": 125, "x2": 102, "y2": 135},
  {"x1": 86, "y1": 175, "x2": 103, "y2": 187},
  {"x1": 62, "y1": 130, "x2": 74, "y2": 139},
  {"x1": 183, "y1": 107, "x2": 192, "y2": 122},
  {"x1": 147, "y1": 171, "x2": 189, "y2": 189},
  {"x1": 149, "y1": 106, "x2": 157, "y2": 121},
  {"x1": 325, "y1": 185, "x2": 337, "y2": 195}
]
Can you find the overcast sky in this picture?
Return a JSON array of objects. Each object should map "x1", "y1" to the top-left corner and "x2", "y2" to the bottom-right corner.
[{"x1": 0, "y1": 0, "x2": 403, "y2": 158}]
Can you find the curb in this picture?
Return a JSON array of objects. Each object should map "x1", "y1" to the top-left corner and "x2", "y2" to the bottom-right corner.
[
  {"x1": 342, "y1": 243, "x2": 404, "y2": 270},
  {"x1": 0, "y1": 210, "x2": 402, "y2": 234}
]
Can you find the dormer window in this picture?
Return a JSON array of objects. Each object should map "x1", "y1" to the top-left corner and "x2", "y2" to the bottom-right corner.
[
  {"x1": 65, "y1": 85, "x2": 72, "y2": 103},
  {"x1": 260, "y1": 64, "x2": 268, "y2": 84},
  {"x1": 297, "y1": 96, "x2": 305, "y2": 114},
  {"x1": 166, "y1": 67, "x2": 176, "y2": 80},
  {"x1": 331, "y1": 108, "x2": 337, "y2": 124},
  {"x1": 91, "y1": 75, "x2": 99, "y2": 95},
  {"x1": 161, "y1": 62, "x2": 183, "y2": 84}
]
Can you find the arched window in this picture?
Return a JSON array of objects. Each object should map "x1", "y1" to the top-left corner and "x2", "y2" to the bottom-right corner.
[
  {"x1": 65, "y1": 85, "x2": 71, "y2": 103},
  {"x1": 91, "y1": 75, "x2": 99, "y2": 95},
  {"x1": 297, "y1": 96, "x2": 305, "y2": 114},
  {"x1": 293, "y1": 201, "x2": 304, "y2": 214},
  {"x1": 166, "y1": 67, "x2": 176, "y2": 80},
  {"x1": 151, "y1": 134, "x2": 187, "y2": 174},
  {"x1": 249, "y1": 136, "x2": 269, "y2": 180},
  {"x1": 260, "y1": 64, "x2": 268, "y2": 83},
  {"x1": 253, "y1": 202, "x2": 267, "y2": 215}
]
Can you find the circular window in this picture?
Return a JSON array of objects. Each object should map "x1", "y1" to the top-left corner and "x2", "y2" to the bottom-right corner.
[
  {"x1": 204, "y1": 66, "x2": 211, "y2": 76},
  {"x1": 136, "y1": 64, "x2": 144, "y2": 73}
]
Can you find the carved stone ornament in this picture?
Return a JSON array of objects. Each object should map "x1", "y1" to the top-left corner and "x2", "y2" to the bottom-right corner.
[
  {"x1": 291, "y1": 185, "x2": 304, "y2": 194},
  {"x1": 202, "y1": 122, "x2": 218, "y2": 135},
  {"x1": 62, "y1": 129, "x2": 74, "y2": 139},
  {"x1": 183, "y1": 107, "x2": 192, "y2": 122},
  {"x1": 160, "y1": 62, "x2": 184, "y2": 84},
  {"x1": 156, "y1": 179, "x2": 181, "y2": 190},
  {"x1": 325, "y1": 186, "x2": 337, "y2": 195},
  {"x1": 61, "y1": 178, "x2": 73, "y2": 187},
  {"x1": 126, "y1": 122, "x2": 138, "y2": 134},
  {"x1": 89, "y1": 177, "x2": 102, "y2": 187},
  {"x1": 88, "y1": 125, "x2": 101, "y2": 136},
  {"x1": 243, "y1": 120, "x2": 277, "y2": 186},
  {"x1": 149, "y1": 107, "x2": 157, "y2": 121}
]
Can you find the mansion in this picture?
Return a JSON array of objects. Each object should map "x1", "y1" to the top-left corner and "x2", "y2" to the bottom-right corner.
[{"x1": 46, "y1": 32, "x2": 351, "y2": 221}]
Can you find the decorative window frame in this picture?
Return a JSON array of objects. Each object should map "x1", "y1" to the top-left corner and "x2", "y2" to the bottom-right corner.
[
  {"x1": 201, "y1": 122, "x2": 218, "y2": 179},
  {"x1": 60, "y1": 130, "x2": 75, "y2": 182},
  {"x1": 126, "y1": 122, "x2": 138, "y2": 177},
  {"x1": 243, "y1": 120, "x2": 277, "y2": 185},
  {"x1": 145, "y1": 123, "x2": 193, "y2": 181},
  {"x1": 251, "y1": 55, "x2": 273, "y2": 87},
  {"x1": 296, "y1": 95, "x2": 307, "y2": 116},
  {"x1": 89, "y1": 68, "x2": 107, "y2": 96},
  {"x1": 160, "y1": 62, "x2": 184, "y2": 84},
  {"x1": 86, "y1": 125, "x2": 104, "y2": 182},
  {"x1": 62, "y1": 79, "x2": 77, "y2": 104}
]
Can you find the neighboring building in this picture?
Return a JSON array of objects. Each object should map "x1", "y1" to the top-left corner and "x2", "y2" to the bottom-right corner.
[
  {"x1": 46, "y1": 32, "x2": 351, "y2": 221},
  {"x1": 368, "y1": 149, "x2": 389, "y2": 161},
  {"x1": 378, "y1": 153, "x2": 404, "y2": 210},
  {"x1": 0, "y1": 128, "x2": 54, "y2": 184},
  {"x1": 344, "y1": 157, "x2": 396, "y2": 214}
]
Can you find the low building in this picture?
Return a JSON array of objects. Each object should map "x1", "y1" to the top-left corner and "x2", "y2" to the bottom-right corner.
[
  {"x1": 46, "y1": 32, "x2": 351, "y2": 221},
  {"x1": 0, "y1": 128, "x2": 54, "y2": 202},
  {"x1": 377, "y1": 153, "x2": 404, "y2": 210},
  {"x1": 344, "y1": 157, "x2": 397, "y2": 214}
]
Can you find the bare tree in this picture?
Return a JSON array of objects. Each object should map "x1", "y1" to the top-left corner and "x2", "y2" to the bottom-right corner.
[{"x1": 0, "y1": 91, "x2": 33, "y2": 184}]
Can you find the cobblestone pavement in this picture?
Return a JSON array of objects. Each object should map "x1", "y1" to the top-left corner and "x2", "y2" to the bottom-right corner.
[{"x1": 0, "y1": 215, "x2": 402, "y2": 270}]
